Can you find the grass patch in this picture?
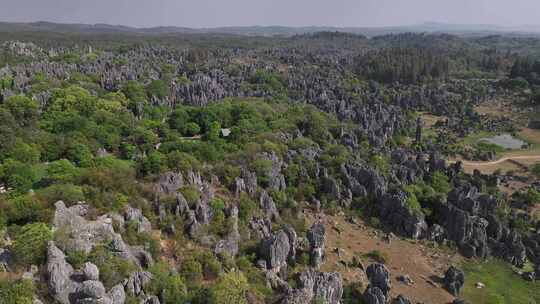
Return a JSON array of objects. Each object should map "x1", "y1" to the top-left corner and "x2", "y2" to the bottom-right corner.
[
  {"x1": 462, "y1": 259, "x2": 540, "y2": 304},
  {"x1": 462, "y1": 131, "x2": 497, "y2": 146},
  {"x1": 363, "y1": 250, "x2": 389, "y2": 264}
]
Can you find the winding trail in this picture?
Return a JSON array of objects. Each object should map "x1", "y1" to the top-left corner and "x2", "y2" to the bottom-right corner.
[{"x1": 456, "y1": 155, "x2": 540, "y2": 167}]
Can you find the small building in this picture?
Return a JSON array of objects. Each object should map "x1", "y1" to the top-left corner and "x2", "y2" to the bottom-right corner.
[{"x1": 221, "y1": 128, "x2": 231, "y2": 137}]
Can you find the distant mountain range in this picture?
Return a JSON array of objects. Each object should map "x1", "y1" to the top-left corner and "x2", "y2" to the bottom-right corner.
[{"x1": 1, "y1": 21, "x2": 539, "y2": 37}]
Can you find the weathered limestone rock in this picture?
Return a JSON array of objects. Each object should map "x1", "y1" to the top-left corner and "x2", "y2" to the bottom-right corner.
[
  {"x1": 307, "y1": 221, "x2": 326, "y2": 268},
  {"x1": 443, "y1": 266, "x2": 465, "y2": 297}
]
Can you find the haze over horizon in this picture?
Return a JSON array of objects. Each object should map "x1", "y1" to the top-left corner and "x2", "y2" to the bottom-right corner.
[{"x1": 0, "y1": 0, "x2": 539, "y2": 29}]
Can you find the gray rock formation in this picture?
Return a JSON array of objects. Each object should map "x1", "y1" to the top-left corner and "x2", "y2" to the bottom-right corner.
[
  {"x1": 52, "y1": 201, "x2": 151, "y2": 267},
  {"x1": 214, "y1": 205, "x2": 240, "y2": 257},
  {"x1": 443, "y1": 266, "x2": 465, "y2": 297},
  {"x1": 363, "y1": 286, "x2": 387, "y2": 304},
  {"x1": 260, "y1": 191, "x2": 280, "y2": 221},
  {"x1": 46, "y1": 242, "x2": 125, "y2": 304},
  {"x1": 124, "y1": 271, "x2": 153, "y2": 297},
  {"x1": 379, "y1": 191, "x2": 427, "y2": 239},
  {"x1": 156, "y1": 172, "x2": 183, "y2": 194},
  {"x1": 261, "y1": 230, "x2": 291, "y2": 274},
  {"x1": 393, "y1": 295, "x2": 411, "y2": 304},
  {"x1": 124, "y1": 207, "x2": 152, "y2": 233},
  {"x1": 366, "y1": 263, "x2": 391, "y2": 298},
  {"x1": 307, "y1": 221, "x2": 326, "y2": 268},
  {"x1": 283, "y1": 270, "x2": 343, "y2": 304}
]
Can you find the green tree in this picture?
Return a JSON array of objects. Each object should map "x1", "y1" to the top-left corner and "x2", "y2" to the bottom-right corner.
[
  {"x1": 7, "y1": 141, "x2": 41, "y2": 164},
  {"x1": 210, "y1": 271, "x2": 249, "y2": 304},
  {"x1": 185, "y1": 122, "x2": 201, "y2": 136},
  {"x1": 532, "y1": 163, "x2": 540, "y2": 178},
  {"x1": 12, "y1": 223, "x2": 53, "y2": 265},
  {"x1": 44, "y1": 159, "x2": 79, "y2": 184},
  {"x1": 0, "y1": 279, "x2": 35, "y2": 304},
  {"x1": 148, "y1": 262, "x2": 187, "y2": 303},
  {"x1": 431, "y1": 171, "x2": 451, "y2": 195},
  {"x1": 147, "y1": 79, "x2": 169, "y2": 99},
  {"x1": 0, "y1": 159, "x2": 37, "y2": 194},
  {"x1": 3, "y1": 95, "x2": 39, "y2": 127},
  {"x1": 122, "y1": 81, "x2": 147, "y2": 116}
]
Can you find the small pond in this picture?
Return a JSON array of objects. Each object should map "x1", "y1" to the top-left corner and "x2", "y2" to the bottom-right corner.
[{"x1": 478, "y1": 133, "x2": 528, "y2": 149}]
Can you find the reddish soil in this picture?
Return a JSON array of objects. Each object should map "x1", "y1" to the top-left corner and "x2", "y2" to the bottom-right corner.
[{"x1": 305, "y1": 211, "x2": 461, "y2": 304}]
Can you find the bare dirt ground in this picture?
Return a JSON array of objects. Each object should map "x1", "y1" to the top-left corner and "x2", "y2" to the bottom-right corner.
[
  {"x1": 305, "y1": 211, "x2": 461, "y2": 304},
  {"x1": 459, "y1": 155, "x2": 540, "y2": 174}
]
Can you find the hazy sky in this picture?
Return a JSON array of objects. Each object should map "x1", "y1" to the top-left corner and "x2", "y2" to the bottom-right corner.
[{"x1": 0, "y1": 0, "x2": 538, "y2": 28}]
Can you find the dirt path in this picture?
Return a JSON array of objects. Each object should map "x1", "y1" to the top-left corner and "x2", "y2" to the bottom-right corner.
[{"x1": 458, "y1": 155, "x2": 540, "y2": 167}]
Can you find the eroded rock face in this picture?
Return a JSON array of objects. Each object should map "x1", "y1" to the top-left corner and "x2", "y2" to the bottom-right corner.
[
  {"x1": 366, "y1": 263, "x2": 391, "y2": 298},
  {"x1": 363, "y1": 286, "x2": 387, "y2": 304},
  {"x1": 124, "y1": 271, "x2": 153, "y2": 297},
  {"x1": 443, "y1": 266, "x2": 465, "y2": 297},
  {"x1": 52, "y1": 201, "x2": 151, "y2": 267},
  {"x1": 392, "y1": 294, "x2": 411, "y2": 304},
  {"x1": 435, "y1": 185, "x2": 527, "y2": 265},
  {"x1": 46, "y1": 242, "x2": 126, "y2": 304},
  {"x1": 156, "y1": 172, "x2": 183, "y2": 194},
  {"x1": 124, "y1": 206, "x2": 152, "y2": 233},
  {"x1": 260, "y1": 191, "x2": 280, "y2": 221},
  {"x1": 307, "y1": 221, "x2": 326, "y2": 268},
  {"x1": 214, "y1": 205, "x2": 240, "y2": 257},
  {"x1": 261, "y1": 151, "x2": 287, "y2": 191},
  {"x1": 379, "y1": 191, "x2": 427, "y2": 240},
  {"x1": 261, "y1": 230, "x2": 291, "y2": 274},
  {"x1": 283, "y1": 270, "x2": 343, "y2": 304},
  {"x1": 342, "y1": 165, "x2": 387, "y2": 199}
]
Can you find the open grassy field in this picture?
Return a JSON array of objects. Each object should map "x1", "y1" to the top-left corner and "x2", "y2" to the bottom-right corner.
[{"x1": 462, "y1": 259, "x2": 540, "y2": 304}]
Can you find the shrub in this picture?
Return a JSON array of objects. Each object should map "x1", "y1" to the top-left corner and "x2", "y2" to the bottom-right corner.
[
  {"x1": 89, "y1": 245, "x2": 137, "y2": 288},
  {"x1": 0, "y1": 159, "x2": 38, "y2": 194},
  {"x1": 185, "y1": 122, "x2": 201, "y2": 136},
  {"x1": 0, "y1": 278, "x2": 35, "y2": 304},
  {"x1": 148, "y1": 262, "x2": 187, "y2": 304},
  {"x1": 532, "y1": 163, "x2": 540, "y2": 178},
  {"x1": 3, "y1": 195, "x2": 44, "y2": 225},
  {"x1": 364, "y1": 250, "x2": 389, "y2": 264},
  {"x1": 196, "y1": 251, "x2": 222, "y2": 280},
  {"x1": 238, "y1": 194, "x2": 258, "y2": 222},
  {"x1": 44, "y1": 159, "x2": 80, "y2": 184},
  {"x1": 36, "y1": 183, "x2": 85, "y2": 205},
  {"x1": 431, "y1": 171, "x2": 451, "y2": 195},
  {"x1": 210, "y1": 271, "x2": 249, "y2": 304},
  {"x1": 12, "y1": 223, "x2": 53, "y2": 265},
  {"x1": 66, "y1": 250, "x2": 88, "y2": 269},
  {"x1": 180, "y1": 186, "x2": 201, "y2": 207},
  {"x1": 180, "y1": 259, "x2": 204, "y2": 284}
]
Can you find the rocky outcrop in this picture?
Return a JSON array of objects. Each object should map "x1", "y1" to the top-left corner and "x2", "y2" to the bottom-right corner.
[
  {"x1": 249, "y1": 217, "x2": 272, "y2": 240},
  {"x1": 307, "y1": 221, "x2": 326, "y2": 268},
  {"x1": 52, "y1": 201, "x2": 151, "y2": 267},
  {"x1": 260, "y1": 191, "x2": 280, "y2": 221},
  {"x1": 214, "y1": 205, "x2": 240, "y2": 257},
  {"x1": 261, "y1": 230, "x2": 291, "y2": 274},
  {"x1": 282, "y1": 270, "x2": 343, "y2": 304},
  {"x1": 443, "y1": 266, "x2": 465, "y2": 297},
  {"x1": 261, "y1": 152, "x2": 287, "y2": 191},
  {"x1": 379, "y1": 191, "x2": 427, "y2": 239},
  {"x1": 363, "y1": 286, "x2": 387, "y2": 304},
  {"x1": 366, "y1": 263, "x2": 391, "y2": 298},
  {"x1": 46, "y1": 242, "x2": 126, "y2": 304},
  {"x1": 124, "y1": 206, "x2": 152, "y2": 233},
  {"x1": 124, "y1": 271, "x2": 153, "y2": 297},
  {"x1": 341, "y1": 165, "x2": 386, "y2": 199},
  {"x1": 440, "y1": 185, "x2": 526, "y2": 264},
  {"x1": 393, "y1": 295, "x2": 411, "y2": 304},
  {"x1": 156, "y1": 172, "x2": 183, "y2": 194}
]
